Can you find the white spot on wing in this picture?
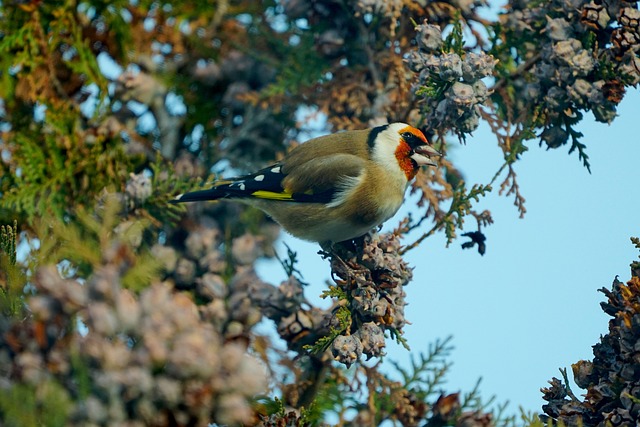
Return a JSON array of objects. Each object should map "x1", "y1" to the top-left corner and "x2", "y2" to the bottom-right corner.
[
  {"x1": 271, "y1": 166, "x2": 281, "y2": 173},
  {"x1": 239, "y1": 183, "x2": 246, "y2": 191},
  {"x1": 254, "y1": 174, "x2": 265, "y2": 181},
  {"x1": 174, "y1": 193, "x2": 184, "y2": 200}
]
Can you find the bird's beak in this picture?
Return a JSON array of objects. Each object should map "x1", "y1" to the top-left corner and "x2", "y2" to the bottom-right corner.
[{"x1": 411, "y1": 145, "x2": 442, "y2": 167}]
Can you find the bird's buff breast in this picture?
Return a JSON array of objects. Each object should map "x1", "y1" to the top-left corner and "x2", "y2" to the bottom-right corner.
[{"x1": 252, "y1": 198, "x2": 402, "y2": 243}]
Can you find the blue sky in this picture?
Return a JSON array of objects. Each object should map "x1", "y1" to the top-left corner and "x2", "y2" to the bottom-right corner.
[{"x1": 257, "y1": 87, "x2": 640, "y2": 414}]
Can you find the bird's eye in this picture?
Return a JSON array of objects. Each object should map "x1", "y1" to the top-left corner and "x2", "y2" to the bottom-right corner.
[{"x1": 402, "y1": 132, "x2": 421, "y2": 147}]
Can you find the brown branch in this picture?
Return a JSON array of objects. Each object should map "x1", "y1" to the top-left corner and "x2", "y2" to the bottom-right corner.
[{"x1": 491, "y1": 52, "x2": 542, "y2": 93}]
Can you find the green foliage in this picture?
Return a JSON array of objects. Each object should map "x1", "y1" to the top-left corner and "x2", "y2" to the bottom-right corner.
[
  {"x1": 0, "y1": 120, "x2": 134, "y2": 223},
  {"x1": 414, "y1": 14, "x2": 466, "y2": 117},
  {"x1": 0, "y1": 1, "x2": 139, "y2": 225},
  {"x1": 461, "y1": 378, "x2": 492, "y2": 411},
  {"x1": 299, "y1": 401, "x2": 321, "y2": 426},
  {"x1": 402, "y1": 182, "x2": 492, "y2": 253},
  {"x1": 261, "y1": 29, "x2": 329, "y2": 98},
  {"x1": 35, "y1": 195, "x2": 162, "y2": 291},
  {"x1": 257, "y1": 395, "x2": 288, "y2": 418},
  {"x1": 69, "y1": 349, "x2": 92, "y2": 401},
  {"x1": 519, "y1": 412, "x2": 550, "y2": 427},
  {"x1": 502, "y1": 136, "x2": 530, "y2": 166},
  {"x1": 320, "y1": 284, "x2": 348, "y2": 301},
  {"x1": 414, "y1": 73, "x2": 454, "y2": 106},
  {"x1": 443, "y1": 17, "x2": 465, "y2": 56},
  {"x1": 304, "y1": 304, "x2": 351, "y2": 355},
  {"x1": 460, "y1": 378, "x2": 519, "y2": 426},
  {"x1": 390, "y1": 336, "x2": 453, "y2": 401},
  {"x1": 566, "y1": 116, "x2": 591, "y2": 173},
  {"x1": 0, "y1": 220, "x2": 24, "y2": 317},
  {"x1": 143, "y1": 158, "x2": 210, "y2": 226},
  {"x1": 414, "y1": 74, "x2": 453, "y2": 123},
  {"x1": 255, "y1": 395, "x2": 319, "y2": 426},
  {"x1": 557, "y1": 367, "x2": 582, "y2": 403},
  {"x1": 50, "y1": 6, "x2": 109, "y2": 98},
  {"x1": 384, "y1": 337, "x2": 523, "y2": 427},
  {"x1": 0, "y1": 220, "x2": 17, "y2": 265},
  {"x1": 0, "y1": 23, "x2": 28, "y2": 99},
  {"x1": 78, "y1": 1, "x2": 133, "y2": 63},
  {"x1": 388, "y1": 327, "x2": 411, "y2": 350},
  {"x1": 0, "y1": 1, "x2": 108, "y2": 99},
  {"x1": 443, "y1": 182, "x2": 492, "y2": 244},
  {"x1": 0, "y1": 380, "x2": 71, "y2": 427},
  {"x1": 307, "y1": 374, "x2": 356, "y2": 424}
]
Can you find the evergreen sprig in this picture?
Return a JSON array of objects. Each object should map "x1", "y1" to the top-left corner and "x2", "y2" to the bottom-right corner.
[
  {"x1": 35, "y1": 195, "x2": 162, "y2": 291},
  {"x1": 401, "y1": 182, "x2": 492, "y2": 254},
  {"x1": 143, "y1": 157, "x2": 211, "y2": 226},
  {"x1": 1, "y1": 123, "x2": 133, "y2": 223},
  {"x1": 390, "y1": 336, "x2": 454, "y2": 401},
  {"x1": 443, "y1": 16, "x2": 465, "y2": 56},
  {"x1": 0, "y1": 220, "x2": 23, "y2": 317},
  {"x1": 304, "y1": 305, "x2": 352, "y2": 355},
  {"x1": 0, "y1": 380, "x2": 71, "y2": 427},
  {"x1": 0, "y1": 220, "x2": 17, "y2": 265}
]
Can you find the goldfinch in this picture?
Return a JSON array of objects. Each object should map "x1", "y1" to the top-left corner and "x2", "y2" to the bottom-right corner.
[{"x1": 171, "y1": 123, "x2": 440, "y2": 244}]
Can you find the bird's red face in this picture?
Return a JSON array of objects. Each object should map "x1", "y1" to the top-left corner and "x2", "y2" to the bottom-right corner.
[{"x1": 395, "y1": 126, "x2": 440, "y2": 180}]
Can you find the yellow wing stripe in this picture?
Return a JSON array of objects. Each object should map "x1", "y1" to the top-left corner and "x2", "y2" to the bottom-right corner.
[{"x1": 251, "y1": 190, "x2": 294, "y2": 200}]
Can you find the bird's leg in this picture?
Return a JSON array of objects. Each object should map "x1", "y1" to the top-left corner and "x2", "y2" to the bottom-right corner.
[
  {"x1": 319, "y1": 242, "x2": 359, "y2": 294},
  {"x1": 351, "y1": 234, "x2": 370, "y2": 264},
  {"x1": 319, "y1": 240, "x2": 356, "y2": 267}
]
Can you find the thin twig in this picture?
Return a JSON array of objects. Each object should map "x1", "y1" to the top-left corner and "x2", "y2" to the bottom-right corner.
[
  {"x1": 491, "y1": 52, "x2": 542, "y2": 93},
  {"x1": 559, "y1": 367, "x2": 581, "y2": 403},
  {"x1": 400, "y1": 215, "x2": 445, "y2": 255}
]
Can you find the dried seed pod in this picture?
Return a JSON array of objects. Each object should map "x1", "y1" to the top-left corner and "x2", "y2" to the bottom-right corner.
[
  {"x1": 572, "y1": 360, "x2": 594, "y2": 389},
  {"x1": 581, "y1": 2, "x2": 611, "y2": 30},
  {"x1": 540, "y1": 125, "x2": 569, "y2": 150},
  {"x1": 439, "y1": 53, "x2": 464, "y2": 82},
  {"x1": 125, "y1": 172, "x2": 152, "y2": 205},
  {"x1": 355, "y1": 321, "x2": 386, "y2": 359},
  {"x1": 415, "y1": 21, "x2": 443, "y2": 53},
  {"x1": 331, "y1": 334, "x2": 363, "y2": 368}
]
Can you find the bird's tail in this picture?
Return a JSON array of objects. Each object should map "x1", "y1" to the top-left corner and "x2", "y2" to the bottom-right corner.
[{"x1": 170, "y1": 182, "x2": 241, "y2": 204}]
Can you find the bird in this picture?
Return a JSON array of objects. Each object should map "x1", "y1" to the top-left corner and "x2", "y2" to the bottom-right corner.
[{"x1": 171, "y1": 123, "x2": 440, "y2": 245}]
